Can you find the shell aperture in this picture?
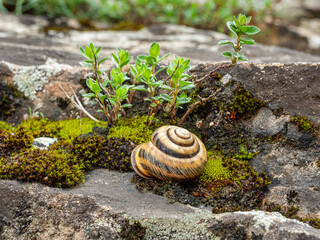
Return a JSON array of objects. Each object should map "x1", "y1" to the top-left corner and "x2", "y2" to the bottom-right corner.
[{"x1": 130, "y1": 126, "x2": 207, "y2": 181}]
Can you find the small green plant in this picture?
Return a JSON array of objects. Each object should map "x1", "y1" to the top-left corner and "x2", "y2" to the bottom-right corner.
[
  {"x1": 80, "y1": 43, "x2": 133, "y2": 125},
  {"x1": 218, "y1": 14, "x2": 260, "y2": 65},
  {"x1": 80, "y1": 42, "x2": 195, "y2": 125}
]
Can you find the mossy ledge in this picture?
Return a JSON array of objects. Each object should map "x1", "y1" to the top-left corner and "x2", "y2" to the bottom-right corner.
[{"x1": 0, "y1": 116, "x2": 157, "y2": 188}]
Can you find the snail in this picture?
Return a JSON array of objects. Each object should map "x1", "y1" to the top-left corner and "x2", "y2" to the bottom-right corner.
[{"x1": 131, "y1": 126, "x2": 207, "y2": 181}]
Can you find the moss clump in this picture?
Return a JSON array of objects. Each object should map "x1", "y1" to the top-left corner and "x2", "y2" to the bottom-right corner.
[
  {"x1": 232, "y1": 85, "x2": 264, "y2": 116},
  {"x1": 18, "y1": 117, "x2": 108, "y2": 140},
  {"x1": 67, "y1": 135, "x2": 135, "y2": 172},
  {"x1": 0, "y1": 134, "x2": 135, "y2": 188},
  {"x1": 0, "y1": 149, "x2": 84, "y2": 188},
  {"x1": 0, "y1": 121, "x2": 13, "y2": 131},
  {"x1": 119, "y1": 218, "x2": 146, "y2": 240},
  {"x1": 290, "y1": 116, "x2": 316, "y2": 134},
  {"x1": 0, "y1": 83, "x2": 19, "y2": 118},
  {"x1": 108, "y1": 116, "x2": 162, "y2": 144},
  {"x1": 57, "y1": 118, "x2": 108, "y2": 139},
  {"x1": 200, "y1": 152, "x2": 232, "y2": 184},
  {"x1": 17, "y1": 118, "x2": 61, "y2": 139},
  {"x1": 200, "y1": 151, "x2": 269, "y2": 193},
  {"x1": 0, "y1": 128, "x2": 34, "y2": 158},
  {"x1": 301, "y1": 218, "x2": 320, "y2": 229}
]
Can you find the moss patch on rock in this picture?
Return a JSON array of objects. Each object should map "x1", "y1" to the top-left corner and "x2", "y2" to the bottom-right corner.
[
  {"x1": 0, "y1": 116, "x2": 144, "y2": 187},
  {"x1": 108, "y1": 116, "x2": 162, "y2": 144},
  {"x1": 119, "y1": 218, "x2": 146, "y2": 240},
  {"x1": 290, "y1": 116, "x2": 317, "y2": 134}
]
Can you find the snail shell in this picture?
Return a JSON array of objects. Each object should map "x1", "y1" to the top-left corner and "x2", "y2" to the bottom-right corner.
[{"x1": 131, "y1": 126, "x2": 207, "y2": 181}]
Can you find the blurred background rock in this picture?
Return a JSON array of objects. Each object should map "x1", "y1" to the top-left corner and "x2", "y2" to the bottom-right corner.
[{"x1": 0, "y1": 0, "x2": 319, "y2": 55}]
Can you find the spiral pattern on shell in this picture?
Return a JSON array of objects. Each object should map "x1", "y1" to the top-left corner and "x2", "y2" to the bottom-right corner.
[{"x1": 131, "y1": 126, "x2": 207, "y2": 181}]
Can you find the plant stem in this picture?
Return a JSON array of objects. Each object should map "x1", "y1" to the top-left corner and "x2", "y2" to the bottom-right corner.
[{"x1": 178, "y1": 88, "x2": 222, "y2": 126}]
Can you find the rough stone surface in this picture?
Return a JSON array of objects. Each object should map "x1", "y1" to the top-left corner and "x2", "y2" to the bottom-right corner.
[
  {"x1": 230, "y1": 62, "x2": 320, "y2": 117},
  {"x1": 1, "y1": 13, "x2": 320, "y2": 67},
  {"x1": 1, "y1": 174, "x2": 320, "y2": 240},
  {"x1": 32, "y1": 137, "x2": 58, "y2": 150},
  {"x1": 245, "y1": 107, "x2": 290, "y2": 137},
  {"x1": 252, "y1": 143, "x2": 320, "y2": 218}
]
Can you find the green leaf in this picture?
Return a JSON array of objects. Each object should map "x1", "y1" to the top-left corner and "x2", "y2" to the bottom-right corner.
[
  {"x1": 240, "y1": 37, "x2": 255, "y2": 45},
  {"x1": 233, "y1": 16, "x2": 242, "y2": 29},
  {"x1": 137, "y1": 55, "x2": 148, "y2": 61},
  {"x1": 121, "y1": 103, "x2": 132, "y2": 108},
  {"x1": 92, "y1": 83, "x2": 101, "y2": 93},
  {"x1": 97, "y1": 109, "x2": 104, "y2": 113},
  {"x1": 246, "y1": 16, "x2": 252, "y2": 25},
  {"x1": 79, "y1": 46, "x2": 85, "y2": 55},
  {"x1": 85, "y1": 46, "x2": 93, "y2": 60},
  {"x1": 222, "y1": 51, "x2": 232, "y2": 58},
  {"x1": 79, "y1": 62, "x2": 93, "y2": 68},
  {"x1": 111, "y1": 53, "x2": 120, "y2": 67},
  {"x1": 98, "y1": 57, "x2": 109, "y2": 66},
  {"x1": 144, "y1": 98, "x2": 151, "y2": 101},
  {"x1": 240, "y1": 26, "x2": 260, "y2": 35},
  {"x1": 150, "y1": 103, "x2": 157, "y2": 107},
  {"x1": 82, "y1": 93, "x2": 96, "y2": 98},
  {"x1": 89, "y1": 43, "x2": 95, "y2": 53},
  {"x1": 95, "y1": 46, "x2": 101, "y2": 56},
  {"x1": 86, "y1": 78, "x2": 94, "y2": 89},
  {"x1": 218, "y1": 40, "x2": 234, "y2": 45},
  {"x1": 179, "y1": 80, "x2": 193, "y2": 86},
  {"x1": 149, "y1": 42, "x2": 160, "y2": 58},
  {"x1": 176, "y1": 97, "x2": 191, "y2": 105},
  {"x1": 237, "y1": 13, "x2": 246, "y2": 25},
  {"x1": 179, "y1": 84, "x2": 195, "y2": 91},
  {"x1": 158, "y1": 52, "x2": 171, "y2": 62},
  {"x1": 155, "y1": 66, "x2": 168, "y2": 76},
  {"x1": 160, "y1": 94, "x2": 171, "y2": 102},
  {"x1": 238, "y1": 55, "x2": 248, "y2": 61},
  {"x1": 160, "y1": 84, "x2": 173, "y2": 91},
  {"x1": 116, "y1": 87, "x2": 128, "y2": 97},
  {"x1": 100, "y1": 95, "x2": 106, "y2": 102},
  {"x1": 146, "y1": 56, "x2": 157, "y2": 66},
  {"x1": 227, "y1": 21, "x2": 239, "y2": 35}
]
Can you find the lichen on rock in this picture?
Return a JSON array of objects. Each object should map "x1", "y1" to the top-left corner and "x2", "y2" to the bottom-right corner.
[{"x1": 13, "y1": 58, "x2": 70, "y2": 99}]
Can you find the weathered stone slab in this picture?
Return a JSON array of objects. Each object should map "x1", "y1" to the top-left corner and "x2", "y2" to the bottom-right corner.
[
  {"x1": 1, "y1": 171, "x2": 320, "y2": 239},
  {"x1": 1, "y1": 13, "x2": 320, "y2": 67}
]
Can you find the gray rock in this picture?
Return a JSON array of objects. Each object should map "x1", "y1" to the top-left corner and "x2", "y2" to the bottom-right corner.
[
  {"x1": 251, "y1": 143, "x2": 320, "y2": 218},
  {"x1": 246, "y1": 107, "x2": 290, "y2": 137},
  {"x1": 1, "y1": 172, "x2": 320, "y2": 240},
  {"x1": 230, "y1": 62, "x2": 320, "y2": 118},
  {"x1": 32, "y1": 137, "x2": 58, "y2": 150}
]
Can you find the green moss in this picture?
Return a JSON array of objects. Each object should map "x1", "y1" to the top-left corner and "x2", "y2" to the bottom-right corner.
[
  {"x1": 232, "y1": 85, "x2": 264, "y2": 116},
  {"x1": 0, "y1": 128, "x2": 34, "y2": 158},
  {"x1": 17, "y1": 117, "x2": 108, "y2": 140},
  {"x1": 234, "y1": 145, "x2": 259, "y2": 160},
  {"x1": 301, "y1": 218, "x2": 320, "y2": 229},
  {"x1": 119, "y1": 218, "x2": 146, "y2": 240},
  {"x1": 200, "y1": 151, "x2": 269, "y2": 192},
  {"x1": 66, "y1": 135, "x2": 135, "y2": 172},
  {"x1": 0, "y1": 121, "x2": 13, "y2": 131},
  {"x1": 266, "y1": 203, "x2": 320, "y2": 230},
  {"x1": 0, "y1": 149, "x2": 85, "y2": 188},
  {"x1": 290, "y1": 116, "x2": 316, "y2": 134},
  {"x1": 200, "y1": 151, "x2": 232, "y2": 184},
  {"x1": 108, "y1": 116, "x2": 162, "y2": 144},
  {"x1": 57, "y1": 118, "x2": 108, "y2": 139},
  {"x1": 17, "y1": 117, "x2": 61, "y2": 138}
]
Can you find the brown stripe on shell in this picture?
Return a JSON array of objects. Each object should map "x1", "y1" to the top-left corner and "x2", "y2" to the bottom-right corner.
[
  {"x1": 131, "y1": 125, "x2": 208, "y2": 182},
  {"x1": 151, "y1": 126, "x2": 200, "y2": 158}
]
